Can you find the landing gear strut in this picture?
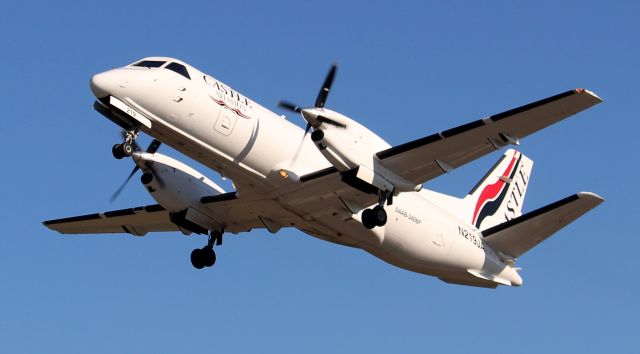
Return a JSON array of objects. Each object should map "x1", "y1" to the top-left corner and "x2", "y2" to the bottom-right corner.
[
  {"x1": 190, "y1": 230, "x2": 223, "y2": 269},
  {"x1": 362, "y1": 190, "x2": 393, "y2": 229},
  {"x1": 112, "y1": 130, "x2": 138, "y2": 159}
]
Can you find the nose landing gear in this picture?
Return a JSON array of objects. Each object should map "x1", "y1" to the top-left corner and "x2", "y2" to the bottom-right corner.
[
  {"x1": 112, "y1": 130, "x2": 139, "y2": 159},
  {"x1": 191, "y1": 230, "x2": 223, "y2": 269}
]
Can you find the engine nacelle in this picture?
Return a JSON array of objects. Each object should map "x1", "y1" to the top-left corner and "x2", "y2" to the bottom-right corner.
[
  {"x1": 306, "y1": 109, "x2": 384, "y2": 171},
  {"x1": 308, "y1": 109, "x2": 420, "y2": 193},
  {"x1": 132, "y1": 151, "x2": 225, "y2": 234}
]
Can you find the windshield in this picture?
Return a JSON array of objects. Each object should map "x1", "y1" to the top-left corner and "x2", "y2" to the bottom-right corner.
[
  {"x1": 133, "y1": 60, "x2": 166, "y2": 68},
  {"x1": 165, "y1": 62, "x2": 191, "y2": 80}
]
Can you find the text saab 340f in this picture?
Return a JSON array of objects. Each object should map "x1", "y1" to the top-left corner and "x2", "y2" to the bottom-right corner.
[{"x1": 43, "y1": 57, "x2": 604, "y2": 288}]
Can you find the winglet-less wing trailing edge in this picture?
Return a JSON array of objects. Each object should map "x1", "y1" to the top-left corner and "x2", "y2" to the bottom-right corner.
[{"x1": 376, "y1": 89, "x2": 603, "y2": 185}]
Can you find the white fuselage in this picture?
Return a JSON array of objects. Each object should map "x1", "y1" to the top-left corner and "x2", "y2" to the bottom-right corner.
[{"x1": 90, "y1": 58, "x2": 521, "y2": 286}]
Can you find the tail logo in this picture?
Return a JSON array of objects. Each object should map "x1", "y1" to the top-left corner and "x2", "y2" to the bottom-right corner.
[{"x1": 471, "y1": 151, "x2": 522, "y2": 228}]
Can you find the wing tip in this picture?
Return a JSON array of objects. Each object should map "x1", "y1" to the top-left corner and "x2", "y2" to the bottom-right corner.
[
  {"x1": 576, "y1": 191, "x2": 605, "y2": 205},
  {"x1": 574, "y1": 88, "x2": 603, "y2": 103},
  {"x1": 42, "y1": 221, "x2": 64, "y2": 234}
]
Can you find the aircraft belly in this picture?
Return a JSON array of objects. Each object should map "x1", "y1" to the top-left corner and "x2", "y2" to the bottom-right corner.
[
  {"x1": 289, "y1": 206, "x2": 383, "y2": 249},
  {"x1": 366, "y1": 193, "x2": 487, "y2": 275}
]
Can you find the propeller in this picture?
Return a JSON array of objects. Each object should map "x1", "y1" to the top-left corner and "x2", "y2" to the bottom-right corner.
[
  {"x1": 277, "y1": 64, "x2": 345, "y2": 165},
  {"x1": 278, "y1": 64, "x2": 345, "y2": 167},
  {"x1": 110, "y1": 135, "x2": 163, "y2": 202}
]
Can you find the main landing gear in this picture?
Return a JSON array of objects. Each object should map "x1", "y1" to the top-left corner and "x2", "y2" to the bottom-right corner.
[
  {"x1": 361, "y1": 190, "x2": 393, "y2": 229},
  {"x1": 191, "y1": 230, "x2": 223, "y2": 269},
  {"x1": 112, "y1": 130, "x2": 138, "y2": 159}
]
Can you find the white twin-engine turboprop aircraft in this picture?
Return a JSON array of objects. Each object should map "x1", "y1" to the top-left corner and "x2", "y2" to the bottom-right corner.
[{"x1": 44, "y1": 57, "x2": 604, "y2": 288}]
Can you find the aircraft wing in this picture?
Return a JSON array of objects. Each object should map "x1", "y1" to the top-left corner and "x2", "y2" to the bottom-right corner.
[
  {"x1": 43, "y1": 204, "x2": 179, "y2": 236},
  {"x1": 376, "y1": 89, "x2": 602, "y2": 185},
  {"x1": 43, "y1": 193, "x2": 291, "y2": 236}
]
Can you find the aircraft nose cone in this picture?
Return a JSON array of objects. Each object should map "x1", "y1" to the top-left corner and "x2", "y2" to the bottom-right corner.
[{"x1": 90, "y1": 71, "x2": 115, "y2": 98}]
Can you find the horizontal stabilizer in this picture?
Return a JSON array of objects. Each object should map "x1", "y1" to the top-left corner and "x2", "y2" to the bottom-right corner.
[{"x1": 482, "y1": 192, "x2": 604, "y2": 258}]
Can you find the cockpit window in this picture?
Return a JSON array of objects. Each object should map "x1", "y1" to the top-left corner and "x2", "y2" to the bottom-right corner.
[
  {"x1": 165, "y1": 62, "x2": 191, "y2": 80},
  {"x1": 133, "y1": 60, "x2": 166, "y2": 68}
]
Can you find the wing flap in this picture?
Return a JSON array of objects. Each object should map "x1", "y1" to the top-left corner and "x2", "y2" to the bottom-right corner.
[
  {"x1": 482, "y1": 192, "x2": 604, "y2": 258},
  {"x1": 43, "y1": 204, "x2": 178, "y2": 236},
  {"x1": 376, "y1": 89, "x2": 602, "y2": 185},
  {"x1": 199, "y1": 193, "x2": 294, "y2": 234}
]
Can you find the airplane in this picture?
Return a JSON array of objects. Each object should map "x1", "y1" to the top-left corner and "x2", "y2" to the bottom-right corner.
[{"x1": 43, "y1": 57, "x2": 604, "y2": 288}]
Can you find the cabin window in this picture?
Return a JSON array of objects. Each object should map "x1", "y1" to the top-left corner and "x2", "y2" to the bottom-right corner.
[
  {"x1": 133, "y1": 60, "x2": 166, "y2": 68},
  {"x1": 165, "y1": 62, "x2": 191, "y2": 80}
]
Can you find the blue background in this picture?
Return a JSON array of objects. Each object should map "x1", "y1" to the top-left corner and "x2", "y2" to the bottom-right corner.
[{"x1": 1, "y1": 1, "x2": 637, "y2": 353}]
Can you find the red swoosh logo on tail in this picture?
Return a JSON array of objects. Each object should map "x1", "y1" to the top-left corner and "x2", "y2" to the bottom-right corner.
[{"x1": 471, "y1": 151, "x2": 519, "y2": 226}]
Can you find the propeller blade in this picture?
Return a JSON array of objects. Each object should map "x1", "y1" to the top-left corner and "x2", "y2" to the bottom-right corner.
[
  {"x1": 146, "y1": 139, "x2": 162, "y2": 154},
  {"x1": 304, "y1": 122, "x2": 312, "y2": 136},
  {"x1": 290, "y1": 122, "x2": 312, "y2": 167},
  {"x1": 278, "y1": 100, "x2": 302, "y2": 113},
  {"x1": 317, "y1": 115, "x2": 346, "y2": 128},
  {"x1": 110, "y1": 165, "x2": 140, "y2": 202},
  {"x1": 315, "y1": 64, "x2": 337, "y2": 108}
]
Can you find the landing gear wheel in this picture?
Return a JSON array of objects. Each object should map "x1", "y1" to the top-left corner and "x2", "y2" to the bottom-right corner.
[
  {"x1": 190, "y1": 248, "x2": 206, "y2": 269},
  {"x1": 202, "y1": 247, "x2": 216, "y2": 267},
  {"x1": 121, "y1": 142, "x2": 134, "y2": 157},
  {"x1": 361, "y1": 208, "x2": 377, "y2": 229},
  {"x1": 190, "y1": 230, "x2": 224, "y2": 269},
  {"x1": 372, "y1": 205, "x2": 387, "y2": 227},
  {"x1": 112, "y1": 144, "x2": 125, "y2": 159}
]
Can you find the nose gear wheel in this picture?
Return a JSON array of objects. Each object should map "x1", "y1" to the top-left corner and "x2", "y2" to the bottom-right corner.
[{"x1": 111, "y1": 130, "x2": 139, "y2": 159}]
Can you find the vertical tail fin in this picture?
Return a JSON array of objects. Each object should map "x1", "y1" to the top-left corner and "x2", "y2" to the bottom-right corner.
[{"x1": 463, "y1": 149, "x2": 533, "y2": 230}]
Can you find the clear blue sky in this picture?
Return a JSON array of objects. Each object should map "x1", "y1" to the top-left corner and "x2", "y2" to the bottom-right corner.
[{"x1": 1, "y1": 1, "x2": 637, "y2": 353}]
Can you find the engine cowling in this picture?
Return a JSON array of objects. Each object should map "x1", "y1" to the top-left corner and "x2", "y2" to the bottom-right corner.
[
  {"x1": 279, "y1": 65, "x2": 420, "y2": 197},
  {"x1": 307, "y1": 108, "x2": 421, "y2": 193},
  {"x1": 132, "y1": 151, "x2": 225, "y2": 234}
]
